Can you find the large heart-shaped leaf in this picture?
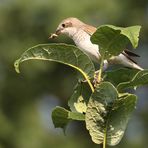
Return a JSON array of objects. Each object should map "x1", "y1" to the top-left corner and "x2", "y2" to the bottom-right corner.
[
  {"x1": 85, "y1": 82, "x2": 137, "y2": 146},
  {"x1": 91, "y1": 25, "x2": 141, "y2": 59},
  {"x1": 14, "y1": 43, "x2": 95, "y2": 92}
]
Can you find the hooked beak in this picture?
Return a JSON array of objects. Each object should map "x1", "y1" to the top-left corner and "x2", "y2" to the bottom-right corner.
[
  {"x1": 48, "y1": 28, "x2": 62, "y2": 39},
  {"x1": 55, "y1": 28, "x2": 62, "y2": 35}
]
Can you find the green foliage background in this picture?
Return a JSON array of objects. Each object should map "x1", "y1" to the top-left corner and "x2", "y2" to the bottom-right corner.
[{"x1": 0, "y1": 0, "x2": 148, "y2": 148}]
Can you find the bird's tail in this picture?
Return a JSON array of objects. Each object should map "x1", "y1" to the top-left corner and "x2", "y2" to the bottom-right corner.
[
  {"x1": 122, "y1": 54, "x2": 143, "y2": 70},
  {"x1": 129, "y1": 62, "x2": 143, "y2": 70},
  {"x1": 109, "y1": 54, "x2": 144, "y2": 71},
  {"x1": 122, "y1": 51, "x2": 143, "y2": 70}
]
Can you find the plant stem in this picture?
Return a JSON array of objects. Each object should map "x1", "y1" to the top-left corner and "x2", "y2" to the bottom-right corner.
[
  {"x1": 74, "y1": 66, "x2": 94, "y2": 92},
  {"x1": 87, "y1": 79, "x2": 94, "y2": 92},
  {"x1": 99, "y1": 133, "x2": 107, "y2": 148},
  {"x1": 103, "y1": 129, "x2": 107, "y2": 148},
  {"x1": 98, "y1": 52, "x2": 105, "y2": 82},
  {"x1": 99, "y1": 51, "x2": 107, "y2": 148}
]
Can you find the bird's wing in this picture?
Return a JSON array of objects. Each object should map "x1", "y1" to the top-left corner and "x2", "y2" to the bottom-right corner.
[
  {"x1": 122, "y1": 49, "x2": 140, "y2": 64},
  {"x1": 122, "y1": 52, "x2": 137, "y2": 64},
  {"x1": 83, "y1": 24, "x2": 97, "y2": 36},
  {"x1": 124, "y1": 49, "x2": 140, "y2": 57}
]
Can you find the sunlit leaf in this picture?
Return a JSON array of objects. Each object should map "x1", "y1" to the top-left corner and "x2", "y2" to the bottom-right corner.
[
  {"x1": 107, "y1": 25, "x2": 141, "y2": 48},
  {"x1": 85, "y1": 82, "x2": 137, "y2": 145},
  {"x1": 14, "y1": 43, "x2": 95, "y2": 92}
]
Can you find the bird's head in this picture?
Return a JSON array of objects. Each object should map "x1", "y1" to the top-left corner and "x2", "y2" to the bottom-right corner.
[
  {"x1": 54, "y1": 17, "x2": 84, "y2": 37},
  {"x1": 49, "y1": 17, "x2": 96, "y2": 39}
]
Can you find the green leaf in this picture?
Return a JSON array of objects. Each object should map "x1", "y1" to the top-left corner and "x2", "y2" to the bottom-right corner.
[
  {"x1": 68, "y1": 112, "x2": 85, "y2": 121},
  {"x1": 52, "y1": 106, "x2": 85, "y2": 130},
  {"x1": 91, "y1": 25, "x2": 141, "y2": 59},
  {"x1": 106, "y1": 25, "x2": 141, "y2": 48},
  {"x1": 52, "y1": 106, "x2": 70, "y2": 129},
  {"x1": 104, "y1": 68, "x2": 139, "y2": 86},
  {"x1": 117, "y1": 70, "x2": 148, "y2": 91},
  {"x1": 68, "y1": 82, "x2": 91, "y2": 113},
  {"x1": 85, "y1": 82, "x2": 137, "y2": 145},
  {"x1": 107, "y1": 94, "x2": 137, "y2": 145},
  {"x1": 14, "y1": 43, "x2": 95, "y2": 92}
]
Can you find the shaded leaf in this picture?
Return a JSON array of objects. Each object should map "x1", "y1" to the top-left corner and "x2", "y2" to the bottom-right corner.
[
  {"x1": 52, "y1": 106, "x2": 85, "y2": 130},
  {"x1": 68, "y1": 82, "x2": 91, "y2": 113},
  {"x1": 69, "y1": 112, "x2": 85, "y2": 121},
  {"x1": 91, "y1": 25, "x2": 141, "y2": 59},
  {"x1": 104, "y1": 68, "x2": 139, "y2": 86},
  {"x1": 85, "y1": 82, "x2": 137, "y2": 145},
  {"x1": 52, "y1": 106, "x2": 70, "y2": 129},
  {"x1": 117, "y1": 70, "x2": 148, "y2": 91}
]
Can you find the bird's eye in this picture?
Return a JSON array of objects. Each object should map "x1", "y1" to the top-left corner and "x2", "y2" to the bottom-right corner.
[{"x1": 62, "y1": 23, "x2": 66, "y2": 27}]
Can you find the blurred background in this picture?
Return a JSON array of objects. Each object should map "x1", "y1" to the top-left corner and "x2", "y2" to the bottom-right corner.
[{"x1": 0, "y1": 0, "x2": 148, "y2": 148}]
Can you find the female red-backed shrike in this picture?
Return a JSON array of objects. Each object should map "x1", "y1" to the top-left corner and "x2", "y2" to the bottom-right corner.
[{"x1": 50, "y1": 17, "x2": 143, "y2": 71}]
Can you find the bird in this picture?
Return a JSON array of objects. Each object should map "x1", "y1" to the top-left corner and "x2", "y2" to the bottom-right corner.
[{"x1": 49, "y1": 17, "x2": 143, "y2": 71}]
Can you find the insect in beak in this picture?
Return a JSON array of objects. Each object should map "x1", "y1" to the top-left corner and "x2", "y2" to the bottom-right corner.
[{"x1": 49, "y1": 28, "x2": 62, "y2": 39}]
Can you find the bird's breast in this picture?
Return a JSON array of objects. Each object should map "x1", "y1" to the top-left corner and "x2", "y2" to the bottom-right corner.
[{"x1": 72, "y1": 30, "x2": 100, "y2": 62}]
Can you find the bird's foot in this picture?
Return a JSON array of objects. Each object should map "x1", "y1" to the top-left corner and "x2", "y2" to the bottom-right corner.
[
  {"x1": 93, "y1": 70, "x2": 103, "y2": 87},
  {"x1": 78, "y1": 70, "x2": 103, "y2": 87}
]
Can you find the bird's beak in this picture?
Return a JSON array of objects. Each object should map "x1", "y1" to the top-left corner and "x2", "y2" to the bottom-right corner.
[
  {"x1": 55, "y1": 28, "x2": 62, "y2": 35},
  {"x1": 49, "y1": 28, "x2": 62, "y2": 39}
]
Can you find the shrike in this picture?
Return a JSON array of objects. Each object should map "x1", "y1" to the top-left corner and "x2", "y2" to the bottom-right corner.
[{"x1": 50, "y1": 17, "x2": 143, "y2": 71}]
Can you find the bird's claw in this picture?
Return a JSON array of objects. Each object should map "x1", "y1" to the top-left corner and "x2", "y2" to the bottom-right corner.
[{"x1": 93, "y1": 70, "x2": 103, "y2": 87}]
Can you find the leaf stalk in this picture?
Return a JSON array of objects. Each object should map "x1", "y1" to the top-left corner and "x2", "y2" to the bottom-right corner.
[{"x1": 98, "y1": 51, "x2": 105, "y2": 83}]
